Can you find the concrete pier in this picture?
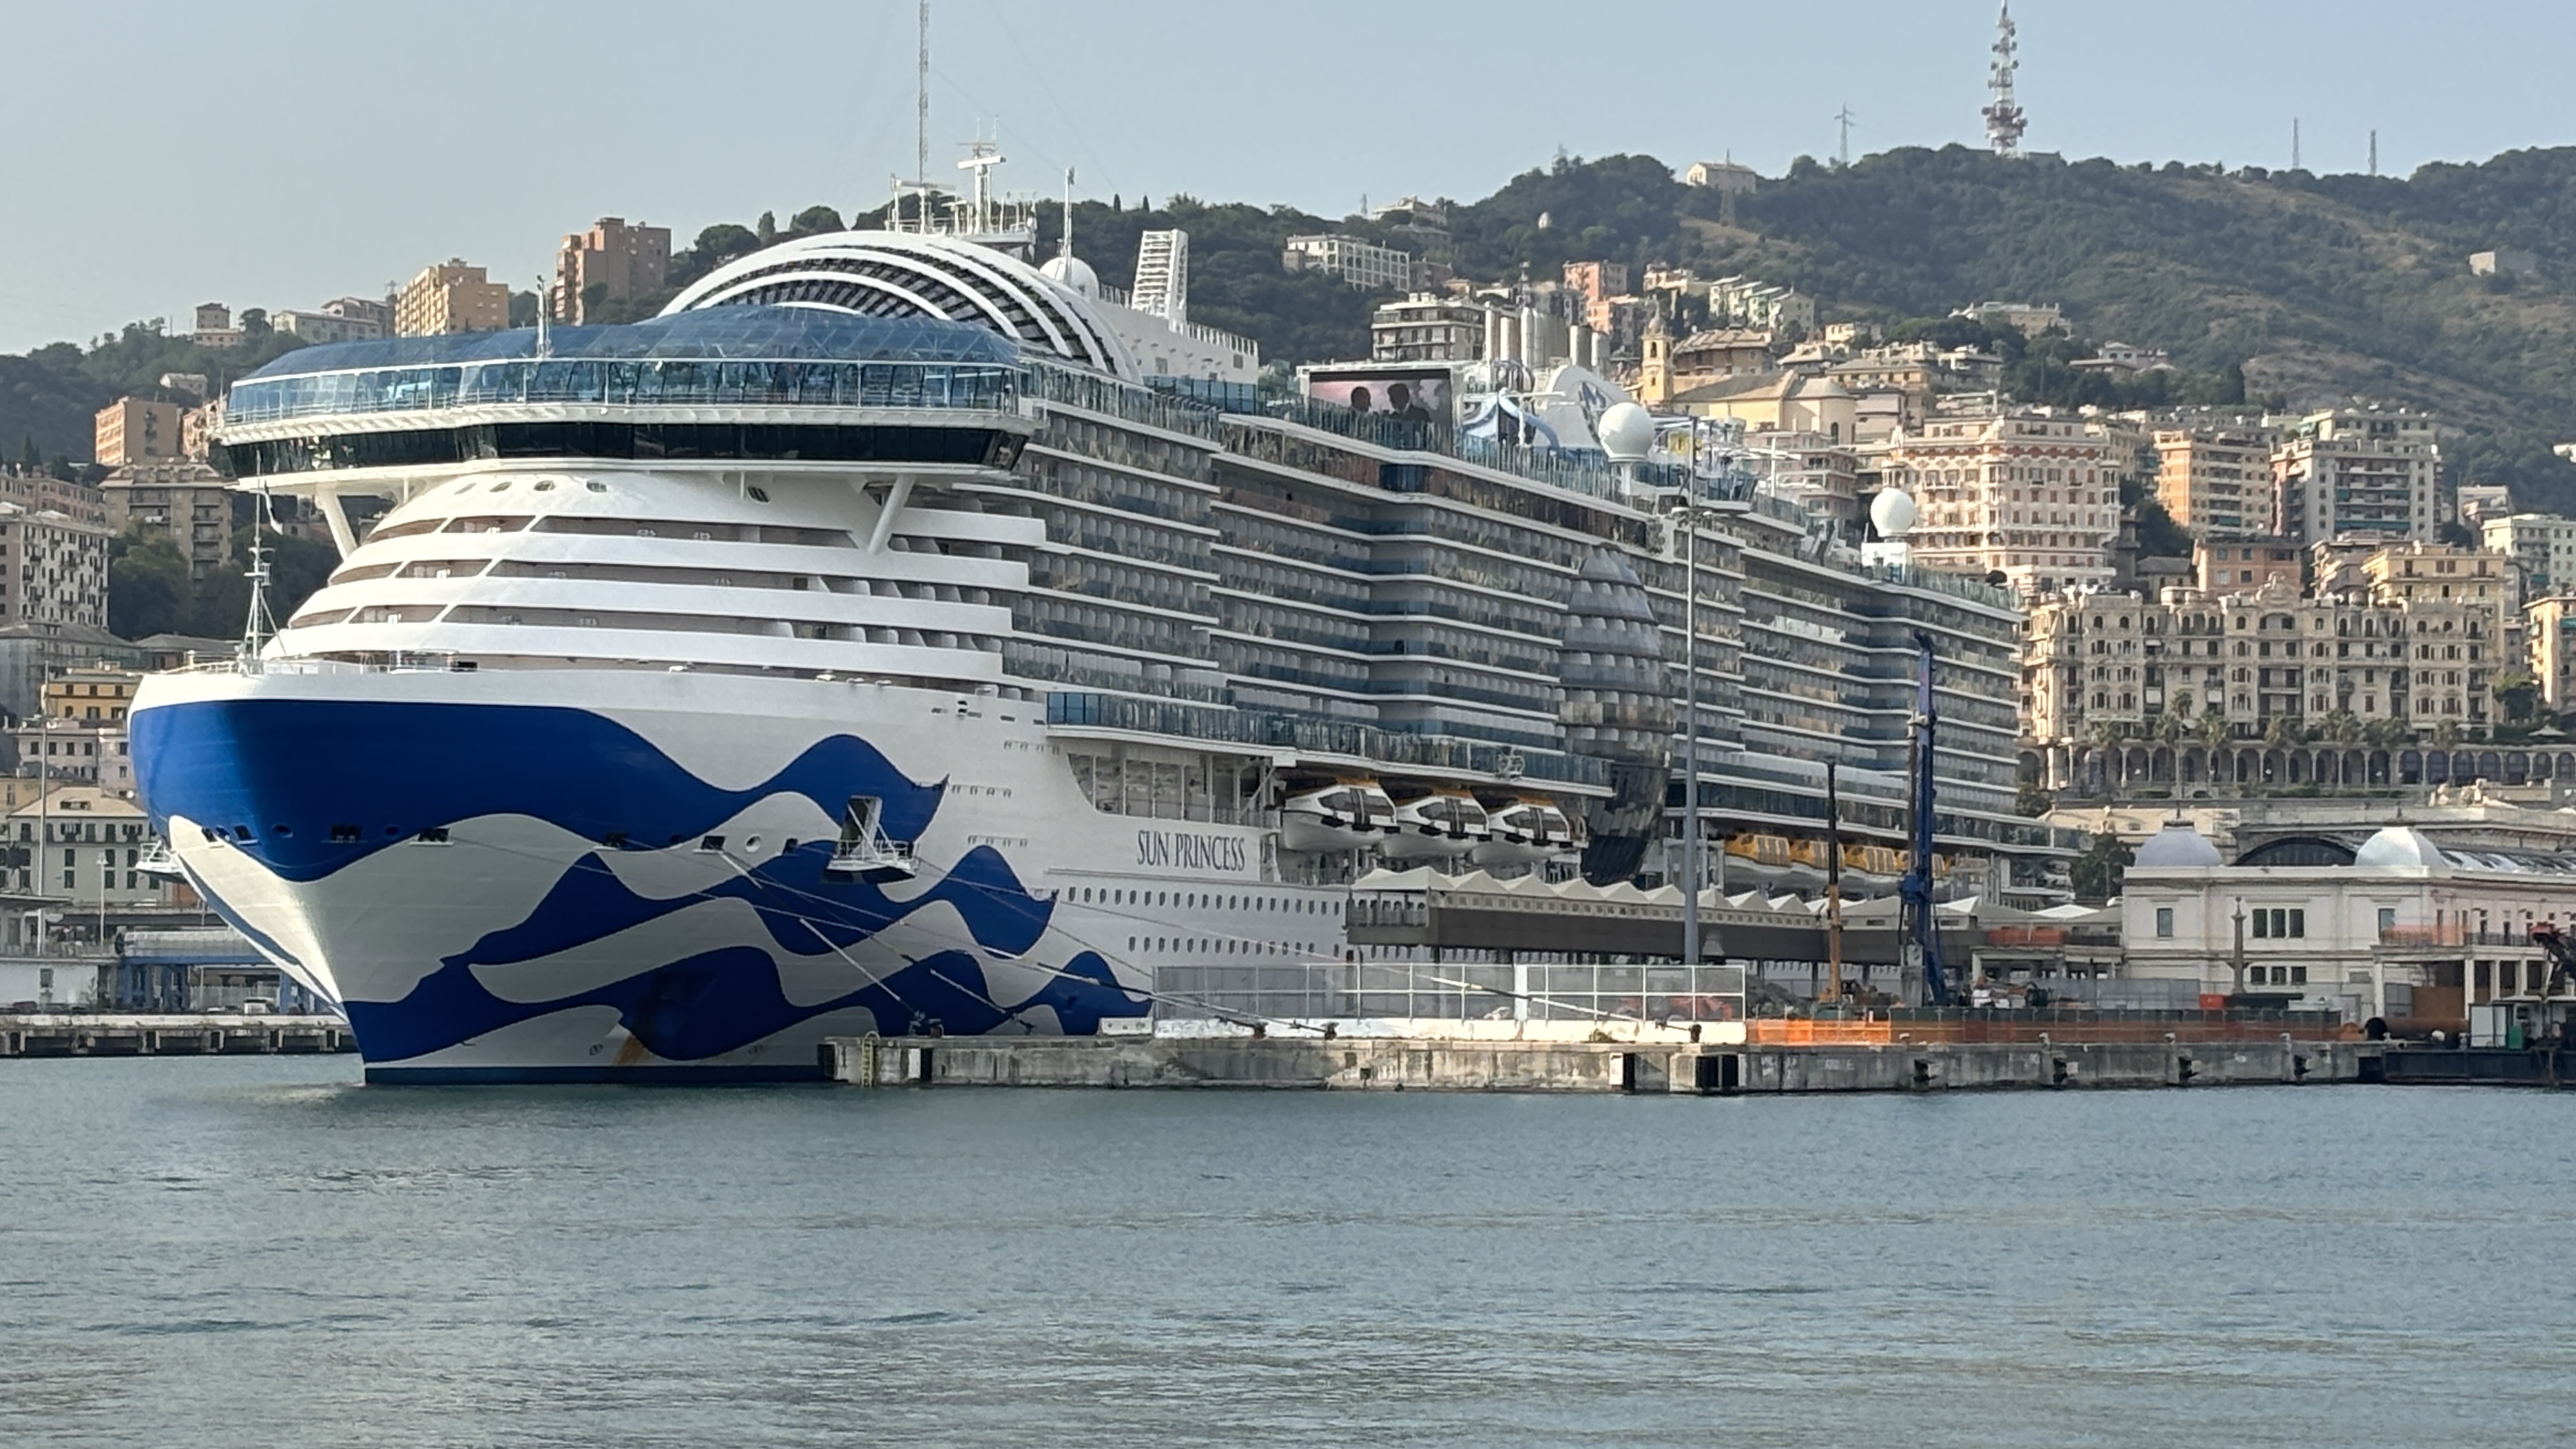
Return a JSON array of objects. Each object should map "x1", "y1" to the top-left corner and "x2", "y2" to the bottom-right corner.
[
  {"x1": 821, "y1": 1032, "x2": 2374, "y2": 1094},
  {"x1": 0, "y1": 1013, "x2": 355, "y2": 1059}
]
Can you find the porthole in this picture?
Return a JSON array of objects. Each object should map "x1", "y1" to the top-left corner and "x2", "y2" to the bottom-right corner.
[
  {"x1": 747, "y1": 486, "x2": 771, "y2": 503},
  {"x1": 533, "y1": 480, "x2": 556, "y2": 492},
  {"x1": 586, "y1": 480, "x2": 608, "y2": 493}
]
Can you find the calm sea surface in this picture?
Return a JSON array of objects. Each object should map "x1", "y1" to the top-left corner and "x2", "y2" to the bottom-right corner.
[{"x1": 1, "y1": 1057, "x2": 2567, "y2": 1447}]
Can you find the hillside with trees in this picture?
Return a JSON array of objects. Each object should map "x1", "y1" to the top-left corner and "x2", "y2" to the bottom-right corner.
[{"x1": 15, "y1": 144, "x2": 2576, "y2": 510}]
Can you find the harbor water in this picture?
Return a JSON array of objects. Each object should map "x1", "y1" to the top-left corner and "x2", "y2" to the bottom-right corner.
[{"x1": 2, "y1": 1057, "x2": 2568, "y2": 1446}]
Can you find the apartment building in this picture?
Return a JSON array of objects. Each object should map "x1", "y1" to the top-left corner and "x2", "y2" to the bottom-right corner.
[
  {"x1": 395, "y1": 260, "x2": 511, "y2": 337},
  {"x1": 2526, "y1": 594, "x2": 2576, "y2": 714},
  {"x1": 273, "y1": 309, "x2": 385, "y2": 343},
  {"x1": 2025, "y1": 542, "x2": 2512, "y2": 774},
  {"x1": 2195, "y1": 537, "x2": 2300, "y2": 594},
  {"x1": 1883, "y1": 410, "x2": 2125, "y2": 597},
  {"x1": 2272, "y1": 409, "x2": 2441, "y2": 544},
  {"x1": 94, "y1": 397, "x2": 185, "y2": 467},
  {"x1": 2480, "y1": 512, "x2": 2576, "y2": 595},
  {"x1": 1369, "y1": 294, "x2": 1486, "y2": 363},
  {"x1": 2154, "y1": 425, "x2": 2277, "y2": 537},
  {"x1": 0, "y1": 502, "x2": 109, "y2": 629},
  {"x1": 1280, "y1": 234, "x2": 1411, "y2": 291},
  {"x1": 551, "y1": 216, "x2": 673, "y2": 323},
  {"x1": 102, "y1": 462, "x2": 232, "y2": 578}
]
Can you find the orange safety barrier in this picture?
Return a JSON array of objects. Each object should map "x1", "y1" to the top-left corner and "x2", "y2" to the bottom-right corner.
[{"x1": 1748, "y1": 1020, "x2": 1896, "y2": 1046}]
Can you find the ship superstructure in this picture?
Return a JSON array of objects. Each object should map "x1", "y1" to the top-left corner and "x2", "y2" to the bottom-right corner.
[{"x1": 132, "y1": 221, "x2": 2058, "y2": 1081}]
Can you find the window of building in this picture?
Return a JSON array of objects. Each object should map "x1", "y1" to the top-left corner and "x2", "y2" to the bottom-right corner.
[{"x1": 2155, "y1": 907, "x2": 2174, "y2": 938}]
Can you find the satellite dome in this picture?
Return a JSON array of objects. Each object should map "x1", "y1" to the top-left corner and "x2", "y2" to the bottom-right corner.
[
  {"x1": 2133, "y1": 822, "x2": 2222, "y2": 869},
  {"x1": 1597, "y1": 402, "x2": 1656, "y2": 462},
  {"x1": 1871, "y1": 489, "x2": 1920, "y2": 539},
  {"x1": 2355, "y1": 825, "x2": 2450, "y2": 871},
  {"x1": 1039, "y1": 254, "x2": 1099, "y2": 298}
]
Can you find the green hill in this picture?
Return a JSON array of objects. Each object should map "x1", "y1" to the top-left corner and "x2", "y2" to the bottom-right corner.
[
  {"x1": 16, "y1": 145, "x2": 2576, "y2": 509},
  {"x1": 1425, "y1": 146, "x2": 2576, "y2": 507}
]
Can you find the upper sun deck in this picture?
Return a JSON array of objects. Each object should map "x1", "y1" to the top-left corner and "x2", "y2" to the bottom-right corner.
[{"x1": 218, "y1": 307, "x2": 1031, "y2": 444}]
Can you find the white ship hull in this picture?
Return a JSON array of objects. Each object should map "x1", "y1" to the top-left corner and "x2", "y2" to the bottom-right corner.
[{"x1": 132, "y1": 666, "x2": 1331, "y2": 1082}]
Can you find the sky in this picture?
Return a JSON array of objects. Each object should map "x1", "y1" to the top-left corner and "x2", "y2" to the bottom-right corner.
[{"x1": 3, "y1": 0, "x2": 2572, "y2": 355}]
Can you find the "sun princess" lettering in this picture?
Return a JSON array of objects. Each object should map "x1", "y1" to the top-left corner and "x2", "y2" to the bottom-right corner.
[{"x1": 1134, "y1": 829, "x2": 1250, "y2": 873}]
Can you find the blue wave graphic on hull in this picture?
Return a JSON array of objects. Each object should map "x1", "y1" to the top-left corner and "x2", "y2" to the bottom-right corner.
[
  {"x1": 132, "y1": 697, "x2": 1146, "y2": 1064},
  {"x1": 452, "y1": 842, "x2": 1050, "y2": 972},
  {"x1": 348, "y1": 944, "x2": 1141, "y2": 1064},
  {"x1": 132, "y1": 700, "x2": 946, "y2": 884}
]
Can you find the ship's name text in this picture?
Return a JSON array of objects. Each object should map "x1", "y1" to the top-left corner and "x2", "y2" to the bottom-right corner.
[{"x1": 1135, "y1": 830, "x2": 1250, "y2": 874}]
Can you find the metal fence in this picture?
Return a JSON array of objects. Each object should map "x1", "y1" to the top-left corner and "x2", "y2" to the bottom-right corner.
[{"x1": 1155, "y1": 960, "x2": 1749, "y2": 1024}]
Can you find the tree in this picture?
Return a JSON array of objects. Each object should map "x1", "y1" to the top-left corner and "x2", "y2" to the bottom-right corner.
[
  {"x1": 19, "y1": 433, "x2": 38, "y2": 473},
  {"x1": 2069, "y1": 831, "x2": 2135, "y2": 905},
  {"x1": 107, "y1": 528, "x2": 191, "y2": 638},
  {"x1": 789, "y1": 205, "x2": 845, "y2": 236},
  {"x1": 2152, "y1": 709, "x2": 2189, "y2": 744},
  {"x1": 2495, "y1": 670, "x2": 2541, "y2": 723},
  {"x1": 756, "y1": 210, "x2": 778, "y2": 246}
]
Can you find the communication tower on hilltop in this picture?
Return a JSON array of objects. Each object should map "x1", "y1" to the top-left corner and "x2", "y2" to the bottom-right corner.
[{"x1": 1982, "y1": 3, "x2": 2028, "y2": 158}]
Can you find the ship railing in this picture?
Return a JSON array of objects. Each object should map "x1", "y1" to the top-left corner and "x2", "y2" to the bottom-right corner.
[
  {"x1": 136, "y1": 839, "x2": 183, "y2": 878},
  {"x1": 825, "y1": 837, "x2": 918, "y2": 879}
]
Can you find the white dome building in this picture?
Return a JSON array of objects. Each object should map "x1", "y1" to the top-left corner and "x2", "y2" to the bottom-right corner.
[
  {"x1": 2133, "y1": 822, "x2": 2221, "y2": 869},
  {"x1": 2353, "y1": 826, "x2": 2452, "y2": 872}
]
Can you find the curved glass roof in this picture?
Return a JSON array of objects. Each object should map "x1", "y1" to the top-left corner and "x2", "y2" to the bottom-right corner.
[{"x1": 241, "y1": 306, "x2": 1018, "y2": 380}]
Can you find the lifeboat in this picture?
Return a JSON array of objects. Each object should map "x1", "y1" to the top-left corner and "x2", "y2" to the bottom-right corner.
[
  {"x1": 1469, "y1": 796, "x2": 1576, "y2": 867},
  {"x1": 1381, "y1": 786, "x2": 1490, "y2": 861},
  {"x1": 1279, "y1": 780, "x2": 1396, "y2": 854}
]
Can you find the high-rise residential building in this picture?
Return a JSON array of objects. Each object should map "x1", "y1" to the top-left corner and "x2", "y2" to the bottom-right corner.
[
  {"x1": 94, "y1": 397, "x2": 185, "y2": 467},
  {"x1": 0, "y1": 502, "x2": 109, "y2": 629},
  {"x1": 550, "y1": 217, "x2": 673, "y2": 323},
  {"x1": 1370, "y1": 293, "x2": 1486, "y2": 363},
  {"x1": 2526, "y1": 594, "x2": 2576, "y2": 714},
  {"x1": 1883, "y1": 409, "x2": 2124, "y2": 597},
  {"x1": 395, "y1": 260, "x2": 511, "y2": 337},
  {"x1": 1280, "y1": 234, "x2": 1411, "y2": 291},
  {"x1": 2271, "y1": 409, "x2": 2441, "y2": 544},
  {"x1": 2480, "y1": 512, "x2": 2576, "y2": 595},
  {"x1": 102, "y1": 462, "x2": 233, "y2": 578},
  {"x1": 2154, "y1": 425, "x2": 2278, "y2": 537}
]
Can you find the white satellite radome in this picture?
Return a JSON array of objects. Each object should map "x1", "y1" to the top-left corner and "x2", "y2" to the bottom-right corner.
[
  {"x1": 1597, "y1": 402, "x2": 1657, "y2": 463},
  {"x1": 1871, "y1": 488, "x2": 1920, "y2": 539},
  {"x1": 1038, "y1": 253, "x2": 1100, "y2": 298}
]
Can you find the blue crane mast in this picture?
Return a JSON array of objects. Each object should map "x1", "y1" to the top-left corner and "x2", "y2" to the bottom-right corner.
[{"x1": 1900, "y1": 629, "x2": 1950, "y2": 1007}]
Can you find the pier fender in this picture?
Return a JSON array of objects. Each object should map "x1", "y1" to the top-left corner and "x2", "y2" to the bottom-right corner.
[{"x1": 2049, "y1": 1055, "x2": 2072, "y2": 1088}]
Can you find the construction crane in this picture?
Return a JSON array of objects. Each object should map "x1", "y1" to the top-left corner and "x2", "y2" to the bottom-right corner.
[{"x1": 1900, "y1": 630, "x2": 1949, "y2": 1007}]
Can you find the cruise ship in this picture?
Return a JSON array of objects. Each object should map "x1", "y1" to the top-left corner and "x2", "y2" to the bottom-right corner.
[{"x1": 131, "y1": 194, "x2": 2058, "y2": 1082}]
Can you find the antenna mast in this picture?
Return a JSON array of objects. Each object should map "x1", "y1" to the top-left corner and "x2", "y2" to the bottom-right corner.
[
  {"x1": 239, "y1": 489, "x2": 279, "y2": 671},
  {"x1": 1060, "y1": 167, "x2": 1076, "y2": 258},
  {"x1": 1982, "y1": 2, "x2": 2027, "y2": 158},
  {"x1": 916, "y1": 0, "x2": 930, "y2": 194}
]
